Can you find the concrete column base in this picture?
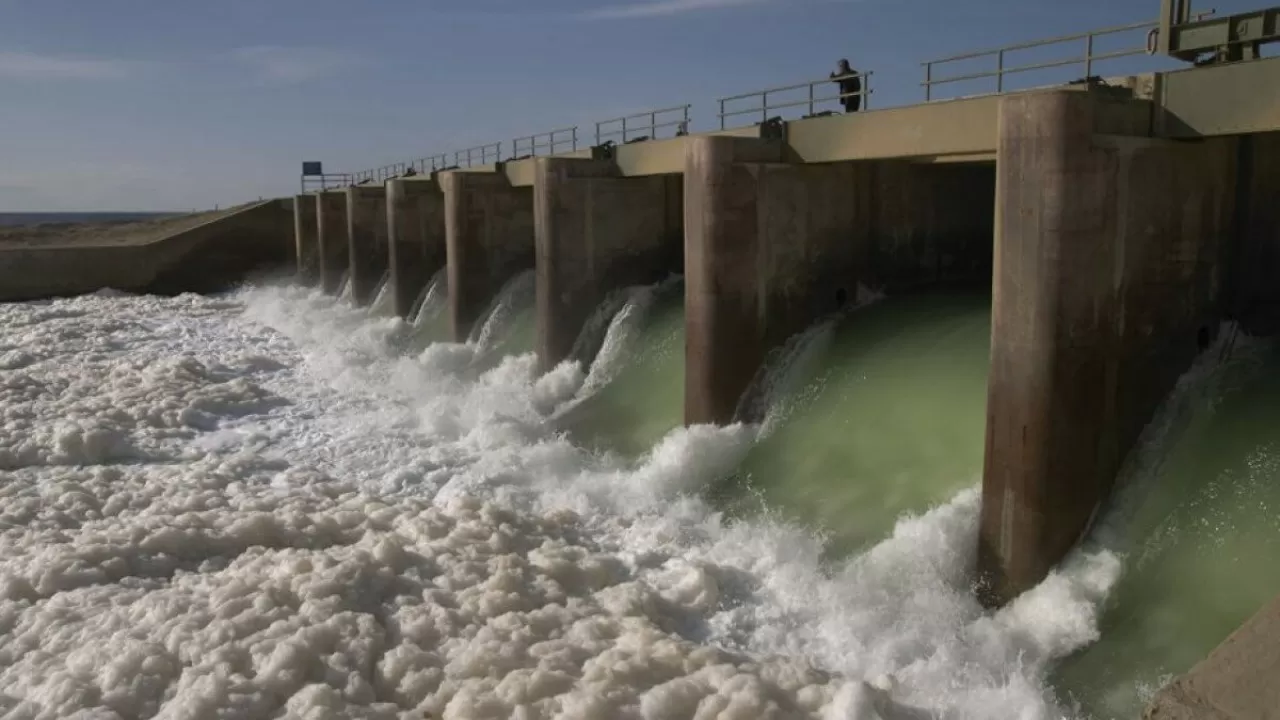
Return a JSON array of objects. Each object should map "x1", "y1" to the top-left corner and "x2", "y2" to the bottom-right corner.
[
  {"x1": 441, "y1": 171, "x2": 534, "y2": 341},
  {"x1": 346, "y1": 185, "x2": 389, "y2": 307},
  {"x1": 979, "y1": 89, "x2": 1237, "y2": 604},
  {"x1": 387, "y1": 177, "x2": 446, "y2": 319},
  {"x1": 294, "y1": 193, "x2": 319, "y2": 285},
  {"x1": 316, "y1": 190, "x2": 349, "y2": 295},
  {"x1": 534, "y1": 157, "x2": 682, "y2": 372}
]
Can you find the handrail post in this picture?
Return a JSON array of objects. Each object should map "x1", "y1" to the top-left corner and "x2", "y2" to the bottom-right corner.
[
  {"x1": 809, "y1": 82, "x2": 815, "y2": 116},
  {"x1": 997, "y1": 49, "x2": 1005, "y2": 92},
  {"x1": 761, "y1": 91, "x2": 768, "y2": 124},
  {"x1": 719, "y1": 99, "x2": 725, "y2": 130},
  {"x1": 1085, "y1": 33, "x2": 1094, "y2": 77},
  {"x1": 622, "y1": 116, "x2": 628, "y2": 143},
  {"x1": 925, "y1": 63, "x2": 932, "y2": 101},
  {"x1": 573, "y1": 126, "x2": 578, "y2": 151}
]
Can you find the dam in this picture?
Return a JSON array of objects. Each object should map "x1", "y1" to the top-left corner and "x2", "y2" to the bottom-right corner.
[{"x1": 0, "y1": 0, "x2": 1278, "y2": 716}]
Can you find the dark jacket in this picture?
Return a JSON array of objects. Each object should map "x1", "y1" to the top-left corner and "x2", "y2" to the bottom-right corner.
[{"x1": 831, "y1": 70, "x2": 862, "y2": 110}]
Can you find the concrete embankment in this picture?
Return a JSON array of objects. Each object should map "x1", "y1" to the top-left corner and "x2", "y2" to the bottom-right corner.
[
  {"x1": 0, "y1": 199, "x2": 294, "y2": 302},
  {"x1": 1145, "y1": 593, "x2": 1280, "y2": 719}
]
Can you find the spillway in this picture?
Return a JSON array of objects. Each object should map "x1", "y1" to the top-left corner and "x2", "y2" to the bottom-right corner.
[
  {"x1": 722, "y1": 293, "x2": 991, "y2": 559},
  {"x1": 1050, "y1": 332, "x2": 1280, "y2": 719},
  {"x1": 555, "y1": 280, "x2": 686, "y2": 457},
  {"x1": 406, "y1": 268, "x2": 449, "y2": 347}
]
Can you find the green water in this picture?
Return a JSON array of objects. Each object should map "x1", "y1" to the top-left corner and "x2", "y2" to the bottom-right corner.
[
  {"x1": 475, "y1": 303, "x2": 536, "y2": 370},
  {"x1": 720, "y1": 294, "x2": 992, "y2": 559},
  {"x1": 557, "y1": 289, "x2": 686, "y2": 457},
  {"x1": 404, "y1": 276, "x2": 450, "y2": 351},
  {"x1": 1052, "y1": 339, "x2": 1280, "y2": 719}
]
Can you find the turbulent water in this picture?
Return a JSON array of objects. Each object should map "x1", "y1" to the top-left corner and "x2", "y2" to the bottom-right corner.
[
  {"x1": 1051, "y1": 331, "x2": 1280, "y2": 719},
  {"x1": 725, "y1": 294, "x2": 991, "y2": 560},
  {"x1": 0, "y1": 279, "x2": 1272, "y2": 719},
  {"x1": 556, "y1": 280, "x2": 686, "y2": 457}
]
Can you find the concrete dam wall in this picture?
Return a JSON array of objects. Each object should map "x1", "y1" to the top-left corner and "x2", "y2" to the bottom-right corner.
[
  {"x1": 0, "y1": 198, "x2": 294, "y2": 302},
  {"x1": 293, "y1": 83, "x2": 1280, "y2": 614}
]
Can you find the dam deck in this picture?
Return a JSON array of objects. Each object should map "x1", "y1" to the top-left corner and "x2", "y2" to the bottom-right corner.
[{"x1": 343, "y1": 56, "x2": 1280, "y2": 192}]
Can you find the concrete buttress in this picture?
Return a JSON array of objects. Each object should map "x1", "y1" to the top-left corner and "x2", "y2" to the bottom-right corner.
[
  {"x1": 979, "y1": 89, "x2": 1237, "y2": 604},
  {"x1": 441, "y1": 171, "x2": 535, "y2": 342},
  {"x1": 316, "y1": 190, "x2": 349, "y2": 295},
  {"x1": 293, "y1": 193, "x2": 319, "y2": 285},
  {"x1": 533, "y1": 156, "x2": 683, "y2": 373},
  {"x1": 386, "y1": 177, "x2": 447, "y2": 319},
  {"x1": 346, "y1": 185, "x2": 390, "y2": 307},
  {"x1": 683, "y1": 135, "x2": 863, "y2": 426}
]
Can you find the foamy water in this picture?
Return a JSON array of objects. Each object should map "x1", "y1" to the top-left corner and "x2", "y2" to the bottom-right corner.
[{"x1": 0, "y1": 286, "x2": 1121, "y2": 719}]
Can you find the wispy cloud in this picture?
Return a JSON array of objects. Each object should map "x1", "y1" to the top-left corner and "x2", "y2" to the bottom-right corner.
[
  {"x1": 0, "y1": 51, "x2": 138, "y2": 80},
  {"x1": 583, "y1": 0, "x2": 769, "y2": 19},
  {"x1": 231, "y1": 46, "x2": 366, "y2": 85}
]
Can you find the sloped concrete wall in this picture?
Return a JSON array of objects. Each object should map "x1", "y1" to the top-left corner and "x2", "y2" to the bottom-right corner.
[{"x1": 0, "y1": 199, "x2": 294, "y2": 302}]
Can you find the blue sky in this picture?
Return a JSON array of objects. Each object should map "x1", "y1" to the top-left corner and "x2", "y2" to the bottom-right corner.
[{"x1": 0, "y1": 0, "x2": 1262, "y2": 211}]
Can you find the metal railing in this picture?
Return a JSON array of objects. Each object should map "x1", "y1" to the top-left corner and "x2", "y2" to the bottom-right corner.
[
  {"x1": 716, "y1": 72, "x2": 872, "y2": 130},
  {"x1": 921, "y1": 11, "x2": 1215, "y2": 101},
  {"x1": 510, "y1": 127, "x2": 579, "y2": 159},
  {"x1": 410, "y1": 154, "x2": 450, "y2": 174},
  {"x1": 595, "y1": 105, "x2": 691, "y2": 145},
  {"x1": 453, "y1": 142, "x2": 503, "y2": 167},
  {"x1": 300, "y1": 173, "x2": 352, "y2": 193}
]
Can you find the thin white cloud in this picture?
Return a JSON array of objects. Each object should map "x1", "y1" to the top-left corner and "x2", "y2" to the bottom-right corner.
[
  {"x1": 0, "y1": 51, "x2": 137, "y2": 80},
  {"x1": 583, "y1": 0, "x2": 769, "y2": 19},
  {"x1": 231, "y1": 46, "x2": 365, "y2": 85}
]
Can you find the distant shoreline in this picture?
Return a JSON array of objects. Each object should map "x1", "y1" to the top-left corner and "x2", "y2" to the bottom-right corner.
[{"x1": 0, "y1": 212, "x2": 183, "y2": 228}]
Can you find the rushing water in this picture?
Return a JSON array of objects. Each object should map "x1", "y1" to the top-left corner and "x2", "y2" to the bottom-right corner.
[
  {"x1": 367, "y1": 272, "x2": 394, "y2": 317},
  {"x1": 555, "y1": 281, "x2": 686, "y2": 458},
  {"x1": 1050, "y1": 332, "x2": 1280, "y2": 719},
  {"x1": 723, "y1": 294, "x2": 992, "y2": 560},
  {"x1": 0, "y1": 278, "x2": 1272, "y2": 719}
]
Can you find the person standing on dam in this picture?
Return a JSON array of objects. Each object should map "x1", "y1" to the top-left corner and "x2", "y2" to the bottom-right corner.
[{"x1": 830, "y1": 59, "x2": 862, "y2": 113}]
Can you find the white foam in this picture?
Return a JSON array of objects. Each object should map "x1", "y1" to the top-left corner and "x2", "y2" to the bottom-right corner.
[{"x1": 0, "y1": 286, "x2": 1115, "y2": 719}]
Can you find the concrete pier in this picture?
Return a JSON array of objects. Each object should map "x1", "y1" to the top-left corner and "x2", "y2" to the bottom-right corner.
[
  {"x1": 294, "y1": 194, "x2": 319, "y2": 285},
  {"x1": 345, "y1": 185, "x2": 389, "y2": 307},
  {"x1": 441, "y1": 170, "x2": 534, "y2": 342},
  {"x1": 386, "y1": 177, "x2": 447, "y2": 319},
  {"x1": 316, "y1": 190, "x2": 349, "y2": 295},
  {"x1": 1229, "y1": 132, "x2": 1280, "y2": 335},
  {"x1": 682, "y1": 136, "x2": 994, "y2": 425},
  {"x1": 978, "y1": 89, "x2": 1237, "y2": 604},
  {"x1": 533, "y1": 157, "x2": 682, "y2": 372}
]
